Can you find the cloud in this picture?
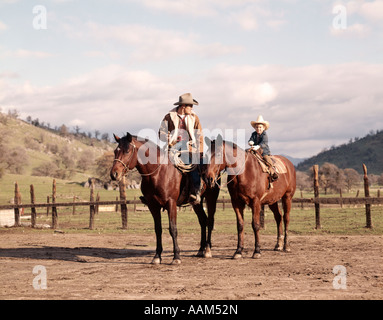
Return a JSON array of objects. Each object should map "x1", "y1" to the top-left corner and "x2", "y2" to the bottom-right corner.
[
  {"x1": 0, "y1": 21, "x2": 7, "y2": 31},
  {"x1": 330, "y1": 23, "x2": 371, "y2": 37},
  {"x1": 65, "y1": 22, "x2": 243, "y2": 62},
  {"x1": 1, "y1": 63, "x2": 382, "y2": 158},
  {"x1": 359, "y1": 0, "x2": 383, "y2": 22},
  {"x1": 131, "y1": 0, "x2": 287, "y2": 31},
  {"x1": 13, "y1": 50, "x2": 54, "y2": 59}
]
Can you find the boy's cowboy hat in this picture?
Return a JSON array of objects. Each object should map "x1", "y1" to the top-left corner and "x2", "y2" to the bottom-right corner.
[
  {"x1": 251, "y1": 115, "x2": 270, "y2": 130},
  {"x1": 174, "y1": 93, "x2": 199, "y2": 106}
]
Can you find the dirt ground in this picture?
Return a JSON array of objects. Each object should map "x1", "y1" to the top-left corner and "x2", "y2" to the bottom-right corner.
[{"x1": 0, "y1": 231, "x2": 382, "y2": 300}]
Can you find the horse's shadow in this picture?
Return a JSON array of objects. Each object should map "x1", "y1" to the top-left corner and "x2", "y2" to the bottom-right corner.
[{"x1": 0, "y1": 246, "x2": 153, "y2": 263}]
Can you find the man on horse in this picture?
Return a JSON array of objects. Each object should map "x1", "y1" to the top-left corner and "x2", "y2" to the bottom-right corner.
[
  {"x1": 249, "y1": 115, "x2": 278, "y2": 181},
  {"x1": 158, "y1": 93, "x2": 204, "y2": 204}
]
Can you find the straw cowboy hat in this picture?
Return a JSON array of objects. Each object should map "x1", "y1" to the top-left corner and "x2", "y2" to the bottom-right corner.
[
  {"x1": 251, "y1": 115, "x2": 270, "y2": 130},
  {"x1": 174, "y1": 93, "x2": 199, "y2": 106}
]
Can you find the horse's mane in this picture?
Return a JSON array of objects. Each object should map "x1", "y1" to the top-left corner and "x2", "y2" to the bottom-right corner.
[{"x1": 120, "y1": 134, "x2": 161, "y2": 151}]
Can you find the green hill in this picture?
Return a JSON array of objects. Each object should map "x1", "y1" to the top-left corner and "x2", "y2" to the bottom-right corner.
[
  {"x1": 0, "y1": 112, "x2": 114, "y2": 181},
  {"x1": 296, "y1": 130, "x2": 383, "y2": 175}
]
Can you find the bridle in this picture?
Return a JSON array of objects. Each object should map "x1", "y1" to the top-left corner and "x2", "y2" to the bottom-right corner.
[
  {"x1": 113, "y1": 142, "x2": 161, "y2": 177},
  {"x1": 209, "y1": 152, "x2": 248, "y2": 189},
  {"x1": 113, "y1": 142, "x2": 137, "y2": 175}
]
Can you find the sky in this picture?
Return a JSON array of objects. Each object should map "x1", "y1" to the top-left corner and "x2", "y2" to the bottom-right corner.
[{"x1": 0, "y1": 0, "x2": 382, "y2": 158}]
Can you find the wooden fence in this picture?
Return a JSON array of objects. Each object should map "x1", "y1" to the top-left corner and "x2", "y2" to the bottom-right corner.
[{"x1": 0, "y1": 164, "x2": 381, "y2": 230}]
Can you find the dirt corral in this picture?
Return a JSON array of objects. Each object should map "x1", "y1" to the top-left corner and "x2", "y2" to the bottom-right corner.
[{"x1": 0, "y1": 232, "x2": 382, "y2": 300}]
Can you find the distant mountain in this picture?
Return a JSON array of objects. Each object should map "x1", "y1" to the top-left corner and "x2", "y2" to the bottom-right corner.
[
  {"x1": 281, "y1": 154, "x2": 306, "y2": 167},
  {"x1": 296, "y1": 130, "x2": 383, "y2": 175}
]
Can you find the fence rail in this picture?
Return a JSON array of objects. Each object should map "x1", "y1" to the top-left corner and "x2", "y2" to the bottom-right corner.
[{"x1": 0, "y1": 164, "x2": 380, "y2": 230}]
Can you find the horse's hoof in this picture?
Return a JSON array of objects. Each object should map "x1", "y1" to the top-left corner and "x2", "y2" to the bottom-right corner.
[
  {"x1": 274, "y1": 246, "x2": 283, "y2": 252},
  {"x1": 151, "y1": 257, "x2": 161, "y2": 265},
  {"x1": 252, "y1": 253, "x2": 261, "y2": 259},
  {"x1": 284, "y1": 247, "x2": 291, "y2": 253},
  {"x1": 171, "y1": 259, "x2": 181, "y2": 265},
  {"x1": 232, "y1": 253, "x2": 242, "y2": 260},
  {"x1": 196, "y1": 250, "x2": 204, "y2": 258},
  {"x1": 204, "y1": 251, "x2": 212, "y2": 259}
]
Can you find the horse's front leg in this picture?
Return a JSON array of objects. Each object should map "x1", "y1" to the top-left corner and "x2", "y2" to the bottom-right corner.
[
  {"x1": 150, "y1": 205, "x2": 163, "y2": 265},
  {"x1": 251, "y1": 199, "x2": 262, "y2": 259},
  {"x1": 167, "y1": 200, "x2": 181, "y2": 265},
  {"x1": 192, "y1": 202, "x2": 208, "y2": 257},
  {"x1": 232, "y1": 203, "x2": 245, "y2": 259}
]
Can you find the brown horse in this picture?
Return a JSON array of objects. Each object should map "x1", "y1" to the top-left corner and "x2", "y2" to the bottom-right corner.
[
  {"x1": 203, "y1": 135, "x2": 296, "y2": 259},
  {"x1": 110, "y1": 133, "x2": 220, "y2": 264}
]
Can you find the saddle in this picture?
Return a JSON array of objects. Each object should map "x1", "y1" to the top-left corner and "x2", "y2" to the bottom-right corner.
[{"x1": 248, "y1": 149, "x2": 287, "y2": 176}]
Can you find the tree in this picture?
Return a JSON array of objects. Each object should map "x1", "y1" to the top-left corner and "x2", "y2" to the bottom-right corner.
[
  {"x1": 95, "y1": 151, "x2": 114, "y2": 182},
  {"x1": 59, "y1": 124, "x2": 69, "y2": 137},
  {"x1": 296, "y1": 171, "x2": 311, "y2": 191},
  {"x1": 32, "y1": 161, "x2": 59, "y2": 177},
  {"x1": 77, "y1": 150, "x2": 95, "y2": 171},
  {"x1": 94, "y1": 130, "x2": 100, "y2": 140},
  {"x1": 318, "y1": 162, "x2": 345, "y2": 194},
  {"x1": 101, "y1": 132, "x2": 109, "y2": 142},
  {"x1": 343, "y1": 168, "x2": 360, "y2": 192}
]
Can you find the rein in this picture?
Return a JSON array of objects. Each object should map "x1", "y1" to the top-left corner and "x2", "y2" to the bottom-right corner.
[{"x1": 212, "y1": 153, "x2": 248, "y2": 189}]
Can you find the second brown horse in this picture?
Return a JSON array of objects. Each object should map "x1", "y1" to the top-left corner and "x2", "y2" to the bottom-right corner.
[{"x1": 203, "y1": 135, "x2": 296, "y2": 259}]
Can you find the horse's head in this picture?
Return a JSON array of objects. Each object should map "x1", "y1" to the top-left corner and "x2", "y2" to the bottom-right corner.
[
  {"x1": 202, "y1": 135, "x2": 226, "y2": 188},
  {"x1": 110, "y1": 132, "x2": 138, "y2": 181}
]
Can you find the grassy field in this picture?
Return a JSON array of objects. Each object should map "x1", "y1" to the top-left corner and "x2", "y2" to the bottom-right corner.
[
  {"x1": 2, "y1": 199, "x2": 382, "y2": 236},
  {"x1": 1, "y1": 172, "x2": 382, "y2": 236}
]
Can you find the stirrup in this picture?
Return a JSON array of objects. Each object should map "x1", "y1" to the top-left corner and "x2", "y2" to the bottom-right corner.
[{"x1": 188, "y1": 194, "x2": 201, "y2": 205}]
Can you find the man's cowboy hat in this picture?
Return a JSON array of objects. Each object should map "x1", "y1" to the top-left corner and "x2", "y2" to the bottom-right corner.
[
  {"x1": 174, "y1": 93, "x2": 199, "y2": 106},
  {"x1": 251, "y1": 115, "x2": 270, "y2": 130}
]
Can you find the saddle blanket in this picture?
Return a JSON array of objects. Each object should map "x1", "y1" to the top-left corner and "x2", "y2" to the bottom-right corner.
[{"x1": 253, "y1": 152, "x2": 287, "y2": 174}]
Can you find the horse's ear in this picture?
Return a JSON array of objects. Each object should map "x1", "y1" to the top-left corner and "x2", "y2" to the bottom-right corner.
[
  {"x1": 204, "y1": 136, "x2": 211, "y2": 146},
  {"x1": 216, "y1": 134, "x2": 223, "y2": 144},
  {"x1": 113, "y1": 134, "x2": 120, "y2": 142},
  {"x1": 126, "y1": 132, "x2": 132, "y2": 143}
]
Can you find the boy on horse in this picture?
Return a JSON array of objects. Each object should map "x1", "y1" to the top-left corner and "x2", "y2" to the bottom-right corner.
[
  {"x1": 158, "y1": 93, "x2": 204, "y2": 204},
  {"x1": 248, "y1": 115, "x2": 278, "y2": 181}
]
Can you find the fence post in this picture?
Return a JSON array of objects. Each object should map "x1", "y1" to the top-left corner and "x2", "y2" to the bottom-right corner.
[
  {"x1": 89, "y1": 179, "x2": 95, "y2": 230},
  {"x1": 14, "y1": 182, "x2": 21, "y2": 227},
  {"x1": 96, "y1": 192, "x2": 100, "y2": 214},
  {"x1": 30, "y1": 185, "x2": 37, "y2": 228},
  {"x1": 51, "y1": 179, "x2": 58, "y2": 229},
  {"x1": 222, "y1": 196, "x2": 225, "y2": 211},
  {"x1": 72, "y1": 196, "x2": 76, "y2": 215},
  {"x1": 339, "y1": 188, "x2": 343, "y2": 209},
  {"x1": 363, "y1": 164, "x2": 373, "y2": 228},
  {"x1": 313, "y1": 165, "x2": 321, "y2": 229},
  {"x1": 46, "y1": 196, "x2": 50, "y2": 216},
  {"x1": 119, "y1": 176, "x2": 128, "y2": 230}
]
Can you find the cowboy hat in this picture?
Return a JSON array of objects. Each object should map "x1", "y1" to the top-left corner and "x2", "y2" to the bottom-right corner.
[
  {"x1": 174, "y1": 93, "x2": 199, "y2": 106},
  {"x1": 251, "y1": 115, "x2": 270, "y2": 130}
]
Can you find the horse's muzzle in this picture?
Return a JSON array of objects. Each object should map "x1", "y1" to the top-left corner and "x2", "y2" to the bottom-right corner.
[{"x1": 110, "y1": 170, "x2": 120, "y2": 181}]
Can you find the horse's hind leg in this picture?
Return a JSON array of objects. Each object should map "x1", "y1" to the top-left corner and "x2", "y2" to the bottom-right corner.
[
  {"x1": 269, "y1": 202, "x2": 284, "y2": 251},
  {"x1": 282, "y1": 193, "x2": 293, "y2": 252},
  {"x1": 167, "y1": 200, "x2": 181, "y2": 264}
]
